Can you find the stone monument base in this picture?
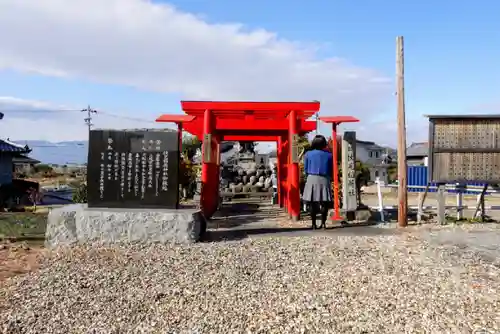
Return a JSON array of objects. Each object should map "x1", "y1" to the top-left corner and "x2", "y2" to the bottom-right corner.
[{"x1": 45, "y1": 204, "x2": 206, "y2": 248}]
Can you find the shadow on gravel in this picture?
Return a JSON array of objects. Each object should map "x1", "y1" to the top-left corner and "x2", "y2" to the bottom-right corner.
[
  {"x1": 372, "y1": 209, "x2": 419, "y2": 222},
  {"x1": 207, "y1": 202, "x2": 281, "y2": 229},
  {"x1": 202, "y1": 221, "x2": 398, "y2": 242}
]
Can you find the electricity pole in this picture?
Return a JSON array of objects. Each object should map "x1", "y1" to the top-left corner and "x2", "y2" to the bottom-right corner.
[
  {"x1": 315, "y1": 112, "x2": 319, "y2": 135},
  {"x1": 81, "y1": 105, "x2": 97, "y2": 134},
  {"x1": 396, "y1": 36, "x2": 408, "y2": 227}
]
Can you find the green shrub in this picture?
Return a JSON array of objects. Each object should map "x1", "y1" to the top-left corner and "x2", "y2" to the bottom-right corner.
[
  {"x1": 33, "y1": 164, "x2": 53, "y2": 173},
  {"x1": 73, "y1": 183, "x2": 87, "y2": 203}
]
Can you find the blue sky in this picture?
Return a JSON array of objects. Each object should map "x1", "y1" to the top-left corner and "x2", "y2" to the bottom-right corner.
[
  {"x1": 165, "y1": 0, "x2": 500, "y2": 112},
  {"x1": 0, "y1": 0, "x2": 498, "y2": 146}
]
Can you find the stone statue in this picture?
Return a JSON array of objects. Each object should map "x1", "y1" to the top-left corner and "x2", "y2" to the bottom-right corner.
[{"x1": 238, "y1": 141, "x2": 255, "y2": 156}]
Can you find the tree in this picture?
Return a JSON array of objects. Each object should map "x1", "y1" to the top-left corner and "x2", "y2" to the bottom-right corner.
[
  {"x1": 297, "y1": 135, "x2": 311, "y2": 159},
  {"x1": 72, "y1": 182, "x2": 88, "y2": 203},
  {"x1": 181, "y1": 135, "x2": 201, "y2": 161},
  {"x1": 238, "y1": 141, "x2": 256, "y2": 155},
  {"x1": 33, "y1": 164, "x2": 53, "y2": 173},
  {"x1": 179, "y1": 135, "x2": 202, "y2": 200},
  {"x1": 298, "y1": 135, "x2": 312, "y2": 192},
  {"x1": 327, "y1": 136, "x2": 342, "y2": 162}
]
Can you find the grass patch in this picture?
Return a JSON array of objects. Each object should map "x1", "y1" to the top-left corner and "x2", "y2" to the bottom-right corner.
[{"x1": 0, "y1": 212, "x2": 47, "y2": 240}]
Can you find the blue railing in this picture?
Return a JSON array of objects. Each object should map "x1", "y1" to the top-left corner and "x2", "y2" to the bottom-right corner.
[{"x1": 407, "y1": 166, "x2": 488, "y2": 195}]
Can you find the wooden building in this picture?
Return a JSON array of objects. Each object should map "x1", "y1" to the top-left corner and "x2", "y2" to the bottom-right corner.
[{"x1": 0, "y1": 139, "x2": 32, "y2": 184}]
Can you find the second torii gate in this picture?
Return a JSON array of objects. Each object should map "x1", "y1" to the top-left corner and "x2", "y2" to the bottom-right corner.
[{"x1": 157, "y1": 101, "x2": 320, "y2": 220}]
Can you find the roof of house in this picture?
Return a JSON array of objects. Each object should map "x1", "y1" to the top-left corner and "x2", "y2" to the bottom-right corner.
[
  {"x1": 0, "y1": 139, "x2": 31, "y2": 153},
  {"x1": 406, "y1": 142, "x2": 428, "y2": 157},
  {"x1": 356, "y1": 139, "x2": 385, "y2": 150},
  {"x1": 12, "y1": 155, "x2": 40, "y2": 164}
]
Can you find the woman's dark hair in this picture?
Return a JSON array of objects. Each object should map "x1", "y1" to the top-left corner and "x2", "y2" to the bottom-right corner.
[{"x1": 311, "y1": 135, "x2": 328, "y2": 150}]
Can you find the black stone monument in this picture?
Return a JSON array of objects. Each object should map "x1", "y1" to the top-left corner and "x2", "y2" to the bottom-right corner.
[{"x1": 87, "y1": 129, "x2": 179, "y2": 209}]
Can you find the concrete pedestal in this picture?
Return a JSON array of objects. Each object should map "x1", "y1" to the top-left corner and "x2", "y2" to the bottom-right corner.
[
  {"x1": 327, "y1": 208, "x2": 374, "y2": 222},
  {"x1": 45, "y1": 204, "x2": 206, "y2": 248}
]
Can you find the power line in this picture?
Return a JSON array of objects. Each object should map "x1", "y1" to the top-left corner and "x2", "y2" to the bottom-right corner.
[
  {"x1": 0, "y1": 108, "x2": 81, "y2": 113},
  {"x1": 97, "y1": 110, "x2": 158, "y2": 124},
  {"x1": 1, "y1": 107, "x2": 156, "y2": 123},
  {"x1": 1, "y1": 105, "x2": 163, "y2": 127}
]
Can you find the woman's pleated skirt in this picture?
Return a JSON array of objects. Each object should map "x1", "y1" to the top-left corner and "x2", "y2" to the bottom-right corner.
[{"x1": 302, "y1": 174, "x2": 333, "y2": 203}]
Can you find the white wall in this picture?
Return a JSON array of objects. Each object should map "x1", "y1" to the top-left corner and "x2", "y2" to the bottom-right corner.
[
  {"x1": 356, "y1": 144, "x2": 371, "y2": 163},
  {"x1": 355, "y1": 144, "x2": 384, "y2": 163},
  {"x1": 407, "y1": 157, "x2": 426, "y2": 166},
  {"x1": 369, "y1": 166, "x2": 389, "y2": 184},
  {"x1": 356, "y1": 143, "x2": 389, "y2": 183}
]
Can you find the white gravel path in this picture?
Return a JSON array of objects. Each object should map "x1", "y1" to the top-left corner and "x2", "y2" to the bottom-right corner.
[{"x1": 1, "y1": 227, "x2": 500, "y2": 333}]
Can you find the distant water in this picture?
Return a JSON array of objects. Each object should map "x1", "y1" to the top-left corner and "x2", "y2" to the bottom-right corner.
[{"x1": 14, "y1": 140, "x2": 88, "y2": 165}]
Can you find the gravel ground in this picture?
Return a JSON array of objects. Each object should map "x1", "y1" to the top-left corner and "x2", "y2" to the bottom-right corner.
[{"x1": 1, "y1": 228, "x2": 500, "y2": 333}]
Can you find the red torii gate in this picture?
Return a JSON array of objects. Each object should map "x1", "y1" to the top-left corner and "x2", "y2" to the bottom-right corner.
[{"x1": 157, "y1": 101, "x2": 320, "y2": 220}]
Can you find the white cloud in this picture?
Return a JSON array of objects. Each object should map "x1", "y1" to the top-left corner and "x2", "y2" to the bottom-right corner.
[
  {"x1": 0, "y1": 96, "x2": 172, "y2": 142},
  {"x1": 0, "y1": 96, "x2": 58, "y2": 109},
  {"x1": 0, "y1": 0, "x2": 397, "y2": 143},
  {"x1": 365, "y1": 118, "x2": 429, "y2": 146}
]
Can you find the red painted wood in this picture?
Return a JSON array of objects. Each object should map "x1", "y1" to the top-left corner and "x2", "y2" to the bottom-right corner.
[
  {"x1": 222, "y1": 135, "x2": 280, "y2": 141},
  {"x1": 155, "y1": 115, "x2": 195, "y2": 122},
  {"x1": 331, "y1": 123, "x2": 342, "y2": 220},
  {"x1": 201, "y1": 109, "x2": 216, "y2": 218},
  {"x1": 288, "y1": 110, "x2": 300, "y2": 221},
  {"x1": 319, "y1": 116, "x2": 359, "y2": 124},
  {"x1": 280, "y1": 137, "x2": 289, "y2": 210},
  {"x1": 276, "y1": 136, "x2": 282, "y2": 207},
  {"x1": 181, "y1": 100, "x2": 320, "y2": 113},
  {"x1": 157, "y1": 117, "x2": 316, "y2": 132}
]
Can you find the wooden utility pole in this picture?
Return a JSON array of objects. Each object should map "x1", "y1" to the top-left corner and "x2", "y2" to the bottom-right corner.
[
  {"x1": 396, "y1": 36, "x2": 408, "y2": 227},
  {"x1": 315, "y1": 112, "x2": 319, "y2": 135},
  {"x1": 81, "y1": 105, "x2": 97, "y2": 135}
]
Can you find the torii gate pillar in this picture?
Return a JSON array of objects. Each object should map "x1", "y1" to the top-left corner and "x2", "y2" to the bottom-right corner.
[
  {"x1": 201, "y1": 109, "x2": 220, "y2": 218},
  {"x1": 288, "y1": 110, "x2": 300, "y2": 221},
  {"x1": 276, "y1": 136, "x2": 287, "y2": 208}
]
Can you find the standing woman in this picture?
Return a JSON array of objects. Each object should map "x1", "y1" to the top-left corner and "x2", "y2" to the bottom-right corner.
[{"x1": 302, "y1": 135, "x2": 333, "y2": 229}]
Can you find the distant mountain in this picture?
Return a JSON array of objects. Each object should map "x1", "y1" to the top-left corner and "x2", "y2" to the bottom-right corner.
[
  {"x1": 13, "y1": 140, "x2": 264, "y2": 166},
  {"x1": 14, "y1": 140, "x2": 88, "y2": 165}
]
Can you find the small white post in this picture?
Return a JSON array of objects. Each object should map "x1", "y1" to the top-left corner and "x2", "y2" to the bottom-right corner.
[
  {"x1": 375, "y1": 177, "x2": 385, "y2": 222},
  {"x1": 474, "y1": 193, "x2": 482, "y2": 218},
  {"x1": 456, "y1": 184, "x2": 463, "y2": 220},
  {"x1": 417, "y1": 192, "x2": 423, "y2": 223}
]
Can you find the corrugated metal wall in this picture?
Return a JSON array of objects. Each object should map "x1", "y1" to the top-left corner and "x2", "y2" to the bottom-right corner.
[
  {"x1": 407, "y1": 166, "x2": 488, "y2": 194},
  {"x1": 0, "y1": 153, "x2": 13, "y2": 185}
]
